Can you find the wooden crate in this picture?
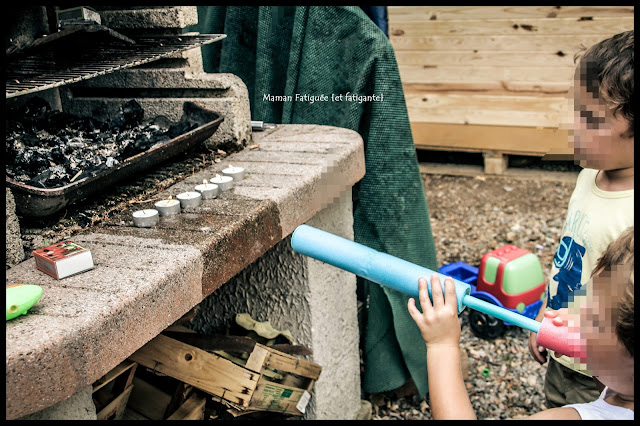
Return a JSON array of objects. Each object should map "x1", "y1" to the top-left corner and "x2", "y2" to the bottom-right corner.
[
  {"x1": 128, "y1": 333, "x2": 322, "y2": 417},
  {"x1": 92, "y1": 360, "x2": 137, "y2": 420},
  {"x1": 389, "y1": 6, "x2": 634, "y2": 171},
  {"x1": 234, "y1": 343, "x2": 320, "y2": 416}
]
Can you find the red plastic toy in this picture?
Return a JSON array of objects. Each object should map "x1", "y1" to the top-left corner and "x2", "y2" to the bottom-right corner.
[{"x1": 476, "y1": 245, "x2": 546, "y2": 310}]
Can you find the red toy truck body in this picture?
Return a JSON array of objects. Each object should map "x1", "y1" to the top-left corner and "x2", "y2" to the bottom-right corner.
[{"x1": 476, "y1": 245, "x2": 546, "y2": 310}]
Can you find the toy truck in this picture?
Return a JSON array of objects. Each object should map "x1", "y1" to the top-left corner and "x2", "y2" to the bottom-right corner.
[{"x1": 439, "y1": 245, "x2": 546, "y2": 339}]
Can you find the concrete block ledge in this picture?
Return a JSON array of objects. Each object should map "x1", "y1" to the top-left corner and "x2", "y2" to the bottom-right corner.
[{"x1": 5, "y1": 124, "x2": 365, "y2": 420}]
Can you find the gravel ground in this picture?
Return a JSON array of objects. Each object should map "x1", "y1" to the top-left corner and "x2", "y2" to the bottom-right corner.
[{"x1": 367, "y1": 169, "x2": 578, "y2": 420}]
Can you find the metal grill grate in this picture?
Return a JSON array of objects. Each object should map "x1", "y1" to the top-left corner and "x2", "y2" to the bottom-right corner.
[{"x1": 5, "y1": 34, "x2": 226, "y2": 98}]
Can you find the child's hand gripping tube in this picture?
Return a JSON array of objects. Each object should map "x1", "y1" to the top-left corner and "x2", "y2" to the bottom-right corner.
[{"x1": 291, "y1": 225, "x2": 586, "y2": 361}]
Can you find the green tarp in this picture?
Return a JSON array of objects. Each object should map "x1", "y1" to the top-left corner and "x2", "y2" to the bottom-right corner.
[{"x1": 186, "y1": 6, "x2": 439, "y2": 398}]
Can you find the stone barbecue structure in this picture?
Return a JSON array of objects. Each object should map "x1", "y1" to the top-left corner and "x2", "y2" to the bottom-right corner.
[{"x1": 5, "y1": 7, "x2": 366, "y2": 420}]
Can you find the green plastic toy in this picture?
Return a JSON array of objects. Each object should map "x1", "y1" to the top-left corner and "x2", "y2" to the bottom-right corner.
[{"x1": 6, "y1": 284, "x2": 43, "y2": 321}]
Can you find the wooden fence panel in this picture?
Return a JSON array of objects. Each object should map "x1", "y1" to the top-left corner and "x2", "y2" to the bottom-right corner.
[{"x1": 388, "y1": 6, "x2": 634, "y2": 158}]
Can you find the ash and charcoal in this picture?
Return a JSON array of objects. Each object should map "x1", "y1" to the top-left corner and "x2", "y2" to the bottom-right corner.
[{"x1": 6, "y1": 97, "x2": 202, "y2": 188}]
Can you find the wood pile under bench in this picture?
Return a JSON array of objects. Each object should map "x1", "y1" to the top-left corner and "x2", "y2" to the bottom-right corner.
[
  {"x1": 92, "y1": 323, "x2": 322, "y2": 420},
  {"x1": 129, "y1": 333, "x2": 321, "y2": 418}
]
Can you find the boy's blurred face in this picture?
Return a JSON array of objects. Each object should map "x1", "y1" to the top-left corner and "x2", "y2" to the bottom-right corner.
[
  {"x1": 575, "y1": 266, "x2": 634, "y2": 395},
  {"x1": 570, "y1": 69, "x2": 634, "y2": 170}
]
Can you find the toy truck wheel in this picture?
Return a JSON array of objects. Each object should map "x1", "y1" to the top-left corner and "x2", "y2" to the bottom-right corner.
[{"x1": 469, "y1": 310, "x2": 505, "y2": 340}]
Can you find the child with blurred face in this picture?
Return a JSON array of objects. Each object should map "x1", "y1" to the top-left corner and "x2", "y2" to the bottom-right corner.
[
  {"x1": 407, "y1": 226, "x2": 633, "y2": 419},
  {"x1": 528, "y1": 30, "x2": 633, "y2": 408},
  {"x1": 570, "y1": 50, "x2": 634, "y2": 186},
  {"x1": 567, "y1": 226, "x2": 634, "y2": 414}
]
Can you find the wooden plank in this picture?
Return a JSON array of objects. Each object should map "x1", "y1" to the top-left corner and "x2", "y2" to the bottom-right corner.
[
  {"x1": 92, "y1": 359, "x2": 137, "y2": 393},
  {"x1": 402, "y1": 81, "x2": 570, "y2": 95},
  {"x1": 211, "y1": 393, "x2": 245, "y2": 412},
  {"x1": 164, "y1": 382, "x2": 193, "y2": 420},
  {"x1": 164, "y1": 324, "x2": 198, "y2": 333},
  {"x1": 112, "y1": 362, "x2": 137, "y2": 398},
  {"x1": 394, "y1": 50, "x2": 577, "y2": 68},
  {"x1": 167, "y1": 393, "x2": 206, "y2": 420},
  {"x1": 388, "y1": 6, "x2": 632, "y2": 159},
  {"x1": 417, "y1": 162, "x2": 580, "y2": 183},
  {"x1": 128, "y1": 334, "x2": 259, "y2": 408},
  {"x1": 404, "y1": 92, "x2": 568, "y2": 128},
  {"x1": 390, "y1": 34, "x2": 617, "y2": 52},
  {"x1": 93, "y1": 388, "x2": 112, "y2": 412},
  {"x1": 483, "y1": 151, "x2": 509, "y2": 175},
  {"x1": 281, "y1": 373, "x2": 313, "y2": 391},
  {"x1": 254, "y1": 343, "x2": 322, "y2": 380},
  {"x1": 162, "y1": 330, "x2": 313, "y2": 356},
  {"x1": 127, "y1": 377, "x2": 172, "y2": 421},
  {"x1": 227, "y1": 408, "x2": 259, "y2": 418},
  {"x1": 410, "y1": 122, "x2": 572, "y2": 156},
  {"x1": 162, "y1": 331, "x2": 261, "y2": 354},
  {"x1": 248, "y1": 376, "x2": 308, "y2": 415},
  {"x1": 172, "y1": 305, "x2": 200, "y2": 326},
  {"x1": 389, "y1": 17, "x2": 634, "y2": 37},
  {"x1": 388, "y1": 6, "x2": 633, "y2": 21},
  {"x1": 111, "y1": 384, "x2": 134, "y2": 421},
  {"x1": 244, "y1": 344, "x2": 270, "y2": 373},
  {"x1": 398, "y1": 64, "x2": 575, "y2": 84},
  {"x1": 96, "y1": 384, "x2": 134, "y2": 421}
]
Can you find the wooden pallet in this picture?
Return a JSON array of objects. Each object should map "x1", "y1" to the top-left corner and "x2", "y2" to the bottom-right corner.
[
  {"x1": 389, "y1": 6, "x2": 634, "y2": 160},
  {"x1": 417, "y1": 147, "x2": 581, "y2": 179},
  {"x1": 411, "y1": 122, "x2": 574, "y2": 159},
  {"x1": 127, "y1": 332, "x2": 322, "y2": 417},
  {"x1": 418, "y1": 147, "x2": 516, "y2": 175}
]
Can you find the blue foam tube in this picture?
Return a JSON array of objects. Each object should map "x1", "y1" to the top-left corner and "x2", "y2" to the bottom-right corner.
[
  {"x1": 463, "y1": 294, "x2": 540, "y2": 333},
  {"x1": 291, "y1": 225, "x2": 541, "y2": 334}
]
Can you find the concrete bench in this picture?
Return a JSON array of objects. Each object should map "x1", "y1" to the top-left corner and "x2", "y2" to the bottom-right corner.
[{"x1": 6, "y1": 124, "x2": 365, "y2": 420}]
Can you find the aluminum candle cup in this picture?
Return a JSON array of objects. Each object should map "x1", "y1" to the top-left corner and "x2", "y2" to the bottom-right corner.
[
  {"x1": 132, "y1": 209, "x2": 159, "y2": 227},
  {"x1": 154, "y1": 198, "x2": 181, "y2": 216},
  {"x1": 210, "y1": 174, "x2": 234, "y2": 192},
  {"x1": 177, "y1": 191, "x2": 202, "y2": 208},
  {"x1": 194, "y1": 182, "x2": 219, "y2": 200},
  {"x1": 222, "y1": 165, "x2": 245, "y2": 181}
]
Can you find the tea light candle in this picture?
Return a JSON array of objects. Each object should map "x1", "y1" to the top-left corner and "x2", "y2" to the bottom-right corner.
[
  {"x1": 132, "y1": 209, "x2": 159, "y2": 228},
  {"x1": 177, "y1": 191, "x2": 202, "y2": 208},
  {"x1": 210, "y1": 174, "x2": 234, "y2": 192},
  {"x1": 155, "y1": 196, "x2": 181, "y2": 216},
  {"x1": 194, "y1": 179, "x2": 219, "y2": 200},
  {"x1": 222, "y1": 164, "x2": 245, "y2": 181}
]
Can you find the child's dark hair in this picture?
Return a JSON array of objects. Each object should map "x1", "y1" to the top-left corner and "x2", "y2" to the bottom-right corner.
[
  {"x1": 574, "y1": 30, "x2": 634, "y2": 138},
  {"x1": 591, "y1": 226, "x2": 634, "y2": 357}
]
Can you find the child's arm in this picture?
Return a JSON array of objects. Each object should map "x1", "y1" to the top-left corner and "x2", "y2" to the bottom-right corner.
[
  {"x1": 528, "y1": 292, "x2": 548, "y2": 364},
  {"x1": 408, "y1": 275, "x2": 476, "y2": 420}
]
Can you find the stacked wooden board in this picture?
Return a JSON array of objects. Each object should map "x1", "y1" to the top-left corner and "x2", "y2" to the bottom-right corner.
[
  {"x1": 92, "y1": 318, "x2": 322, "y2": 420},
  {"x1": 389, "y1": 6, "x2": 634, "y2": 168}
]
